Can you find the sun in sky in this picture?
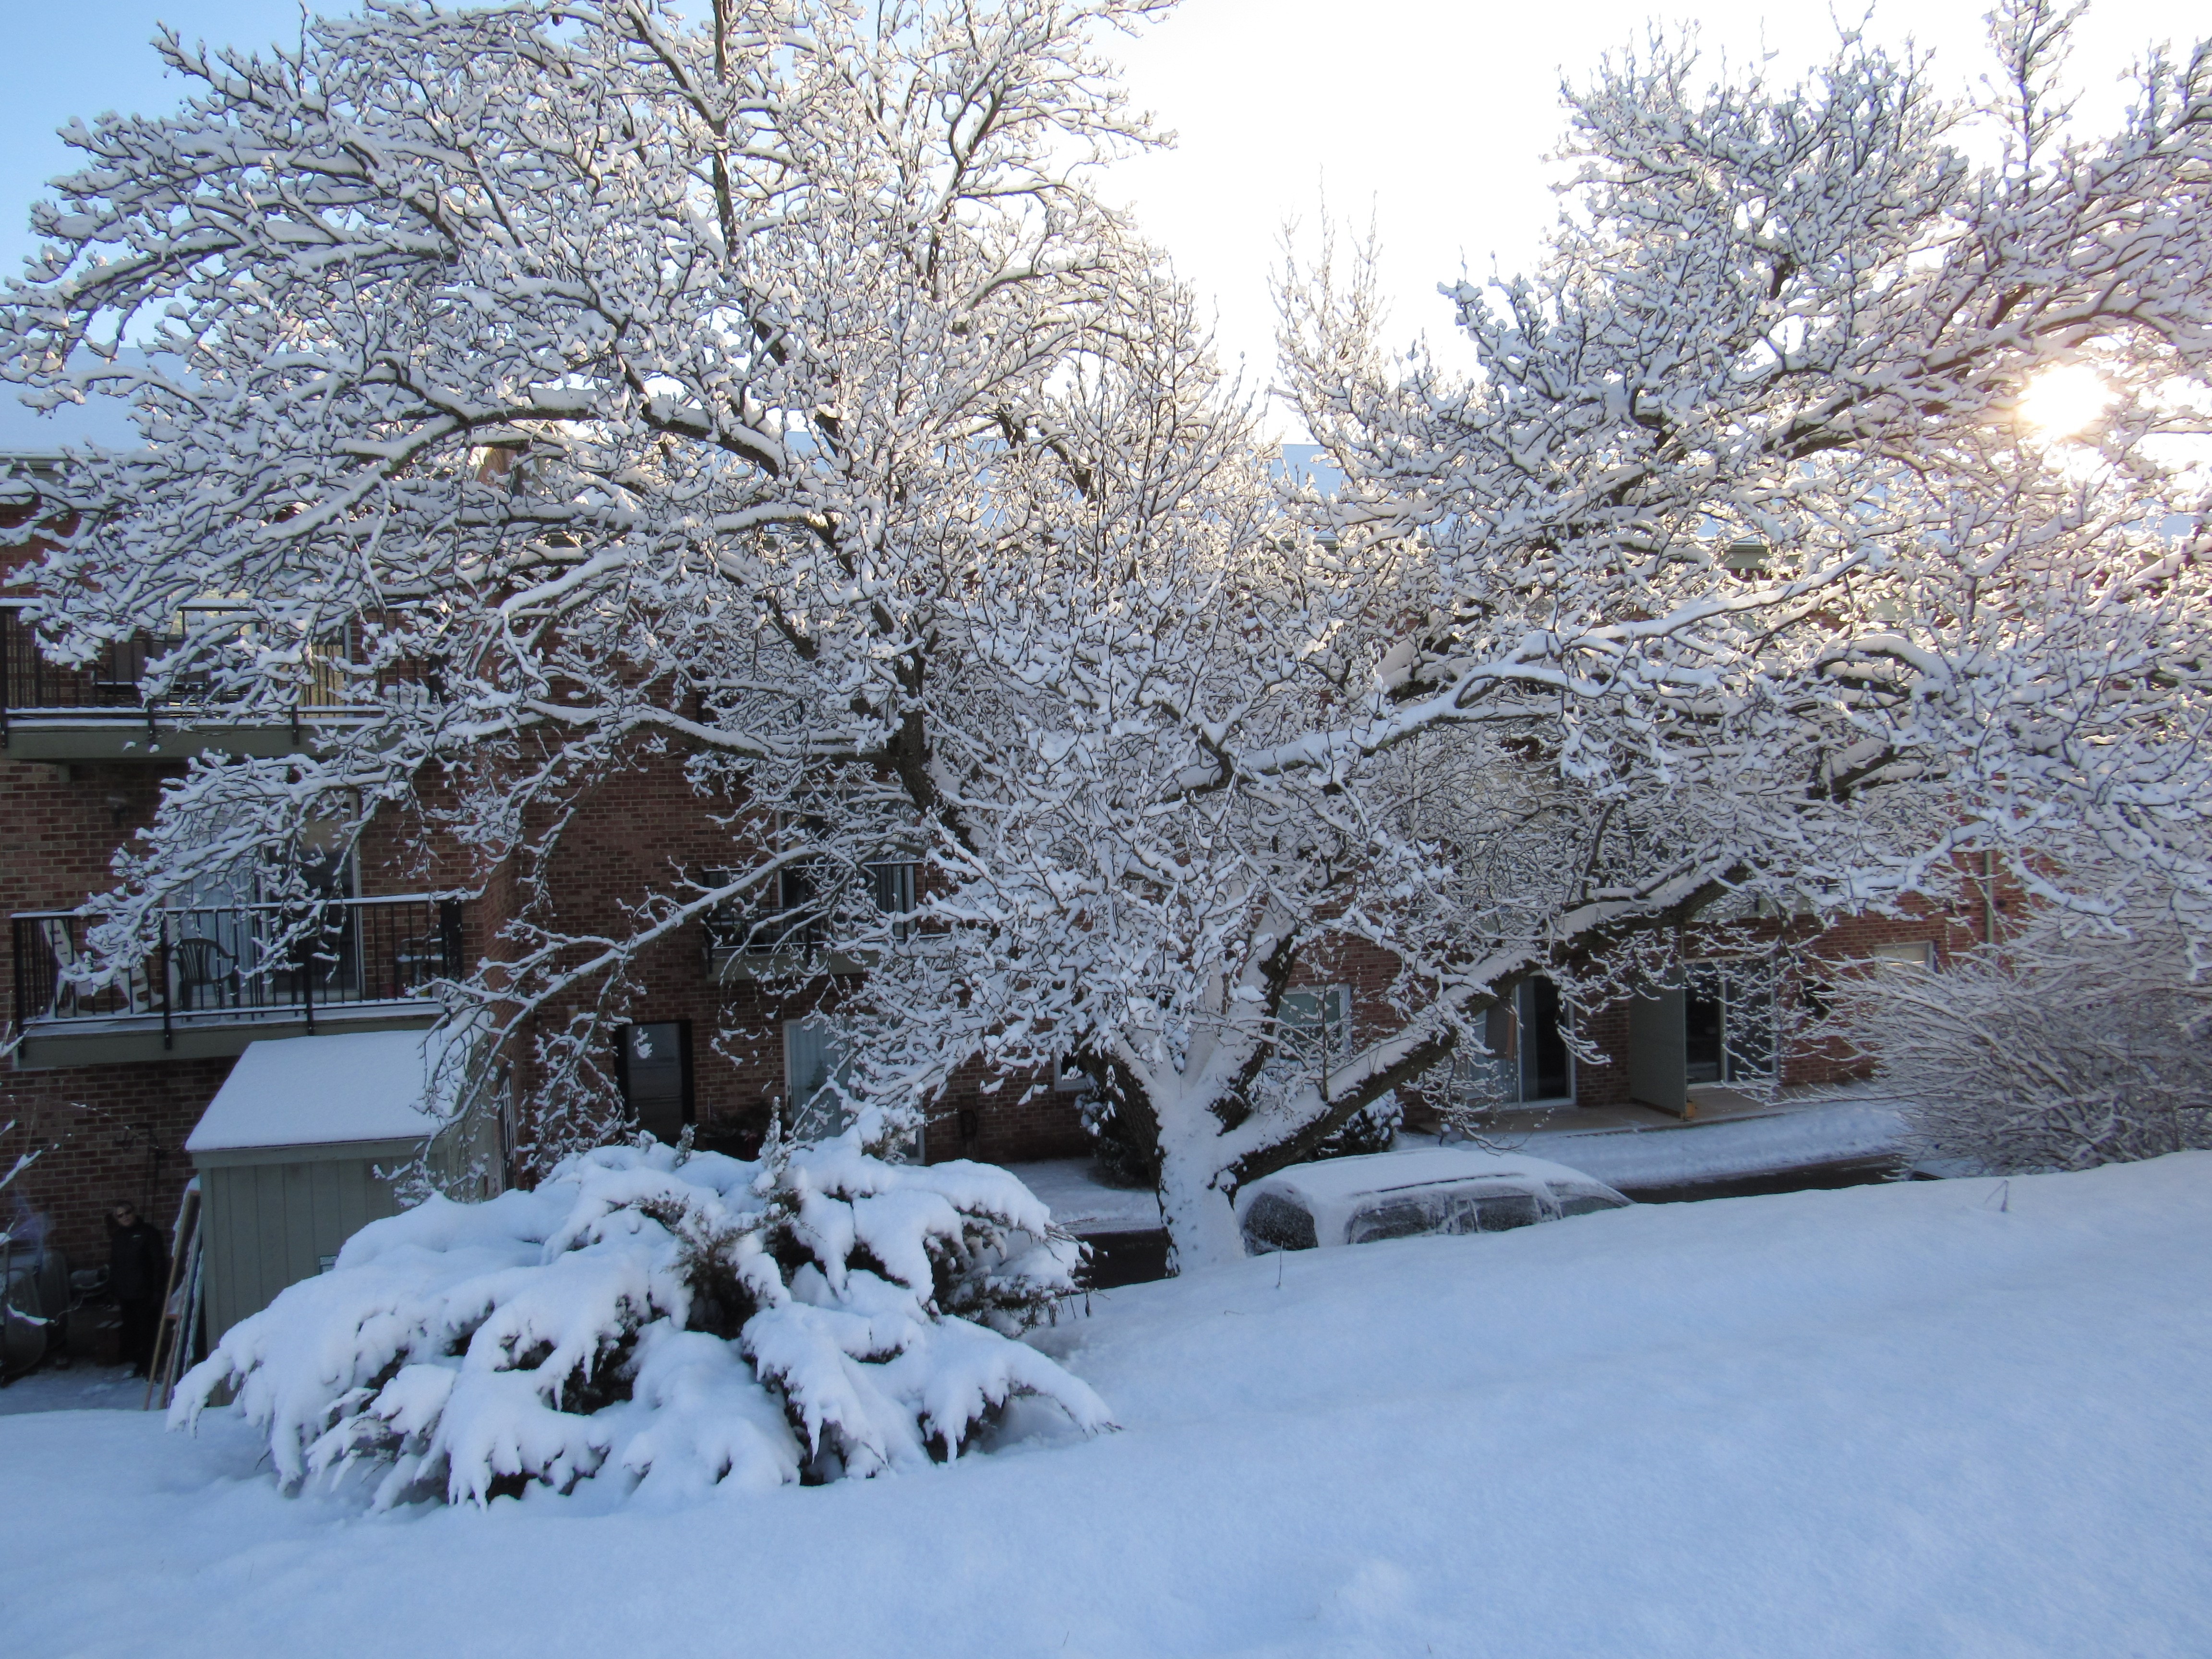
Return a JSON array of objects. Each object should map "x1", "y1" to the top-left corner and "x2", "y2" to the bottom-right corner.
[{"x1": 2018, "y1": 363, "x2": 2114, "y2": 439}]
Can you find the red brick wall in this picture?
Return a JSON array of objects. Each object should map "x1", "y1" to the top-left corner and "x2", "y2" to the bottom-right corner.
[
  {"x1": 1, "y1": 753, "x2": 214, "y2": 1259},
  {"x1": 0, "y1": 756, "x2": 178, "y2": 948},
  {"x1": 3, "y1": 1057, "x2": 231, "y2": 1268},
  {"x1": 485, "y1": 752, "x2": 1092, "y2": 1166},
  {"x1": 920, "y1": 1058, "x2": 1088, "y2": 1166}
]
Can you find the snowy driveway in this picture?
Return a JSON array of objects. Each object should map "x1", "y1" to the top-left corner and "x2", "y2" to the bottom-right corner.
[{"x1": 2, "y1": 1154, "x2": 2208, "y2": 1657}]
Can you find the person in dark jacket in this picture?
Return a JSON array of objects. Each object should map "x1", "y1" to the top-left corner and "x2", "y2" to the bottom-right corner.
[{"x1": 106, "y1": 1202, "x2": 167, "y2": 1377}]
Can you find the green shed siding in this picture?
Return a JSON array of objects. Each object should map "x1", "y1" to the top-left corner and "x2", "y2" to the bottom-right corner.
[{"x1": 201, "y1": 1151, "x2": 412, "y2": 1340}]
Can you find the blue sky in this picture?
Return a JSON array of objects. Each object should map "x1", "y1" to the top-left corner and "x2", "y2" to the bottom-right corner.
[{"x1": 0, "y1": 3, "x2": 313, "y2": 281}]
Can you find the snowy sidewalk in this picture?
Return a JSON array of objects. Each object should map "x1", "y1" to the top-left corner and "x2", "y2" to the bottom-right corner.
[
  {"x1": 0, "y1": 1364, "x2": 146, "y2": 1416},
  {"x1": 1005, "y1": 1158, "x2": 1163, "y2": 1235},
  {"x1": 1511, "y1": 1088, "x2": 1908, "y2": 1195}
]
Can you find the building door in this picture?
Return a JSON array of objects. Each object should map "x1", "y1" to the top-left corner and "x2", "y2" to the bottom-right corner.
[
  {"x1": 617, "y1": 1020, "x2": 693, "y2": 1144},
  {"x1": 1684, "y1": 974, "x2": 1726, "y2": 1084},
  {"x1": 1687, "y1": 961, "x2": 1777, "y2": 1084},
  {"x1": 1518, "y1": 977, "x2": 1573, "y2": 1101},
  {"x1": 1630, "y1": 962, "x2": 1777, "y2": 1110},
  {"x1": 1449, "y1": 975, "x2": 1574, "y2": 1107},
  {"x1": 1627, "y1": 986, "x2": 1688, "y2": 1114}
]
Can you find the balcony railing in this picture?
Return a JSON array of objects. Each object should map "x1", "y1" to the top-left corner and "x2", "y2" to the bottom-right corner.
[
  {"x1": 12, "y1": 896, "x2": 466, "y2": 1045},
  {"x1": 0, "y1": 602, "x2": 372, "y2": 737},
  {"x1": 702, "y1": 861, "x2": 918, "y2": 972}
]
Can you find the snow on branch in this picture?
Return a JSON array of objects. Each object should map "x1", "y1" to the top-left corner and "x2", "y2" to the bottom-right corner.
[{"x1": 7, "y1": 0, "x2": 2212, "y2": 1275}]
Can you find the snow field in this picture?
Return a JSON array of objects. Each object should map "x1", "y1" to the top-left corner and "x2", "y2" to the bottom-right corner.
[{"x1": 2, "y1": 1154, "x2": 2208, "y2": 1657}]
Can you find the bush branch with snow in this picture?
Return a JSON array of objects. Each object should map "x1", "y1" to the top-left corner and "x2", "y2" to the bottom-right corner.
[
  {"x1": 1832, "y1": 906, "x2": 2212, "y2": 1175},
  {"x1": 170, "y1": 1125, "x2": 1111, "y2": 1506}
]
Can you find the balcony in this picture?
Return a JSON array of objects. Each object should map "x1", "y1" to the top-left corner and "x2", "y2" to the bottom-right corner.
[
  {"x1": 703, "y1": 861, "x2": 917, "y2": 982},
  {"x1": 0, "y1": 602, "x2": 375, "y2": 763},
  {"x1": 11, "y1": 895, "x2": 466, "y2": 1067}
]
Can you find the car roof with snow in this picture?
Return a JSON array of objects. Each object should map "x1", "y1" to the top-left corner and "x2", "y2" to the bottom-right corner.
[
  {"x1": 1239, "y1": 1146, "x2": 1620, "y2": 1209},
  {"x1": 1236, "y1": 1145, "x2": 1631, "y2": 1252}
]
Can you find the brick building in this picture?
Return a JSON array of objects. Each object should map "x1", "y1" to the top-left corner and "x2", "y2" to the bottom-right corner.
[
  {"x1": 4, "y1": 446, "x2": 2004, "y2": 1284},
  {"x1": 2, "y1": 443, "x2": 1094, "y2": 1274}
]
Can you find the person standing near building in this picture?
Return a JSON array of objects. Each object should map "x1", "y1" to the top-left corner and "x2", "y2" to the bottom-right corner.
[{"x1": 105, "y1": 1202, "x2": 166, "y2": 1377}]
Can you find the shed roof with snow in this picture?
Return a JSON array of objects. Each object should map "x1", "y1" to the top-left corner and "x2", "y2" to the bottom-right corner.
[{"x1": 186, "y1": 1030, "x2": 443, "y2": 1163}]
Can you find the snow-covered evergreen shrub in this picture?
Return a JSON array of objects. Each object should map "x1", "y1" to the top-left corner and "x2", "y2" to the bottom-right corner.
[
  {"x1": 1835, "y1": 923, "x2": 2212, "y2": 1174},
  {"x1": 170, "y1": 1123, "x2": 1112, "y2": 1506},
  {"x1": 1309, "y1": 1092, "x2": 1402, "y2": 1159},
  {"x1": 1079, "y1": 1092, "x2": 1157, "y2": 1190}
]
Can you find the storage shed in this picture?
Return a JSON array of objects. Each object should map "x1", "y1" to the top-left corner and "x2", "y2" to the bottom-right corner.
[{"x1": 185, "y1": 1030, "x2": 475, "y2": 1341}]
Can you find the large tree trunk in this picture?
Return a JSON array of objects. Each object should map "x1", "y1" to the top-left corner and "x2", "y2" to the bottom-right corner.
[{"x1": 1154, "y1": 1138, "x2": 1248, "y2": 1274}]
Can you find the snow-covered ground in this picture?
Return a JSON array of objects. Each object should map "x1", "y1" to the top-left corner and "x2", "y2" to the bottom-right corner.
[
  {"x1": 4, "y1": 1154, "x2": 2209, "y2": 1657},
  {"x1": 1010, "y1": 1156, "x2": 1165, "y2": 1233},
  {"x1": 0, "y1": 1362, "x2": 145, "y2": 1416}
]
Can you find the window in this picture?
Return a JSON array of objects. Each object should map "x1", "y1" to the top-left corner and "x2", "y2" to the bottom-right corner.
[
  {"x1": 867, "y1": 860, "x2": 917, "y2": 939},
  {"x1": 784, "y1": 1017, "x2": 858, "y2": 1140},
  {"x1": 617, "y1": 1021, "x2": 693, "y2": 1144},
  {"x1": 1867, "y1": 940, "x2": 1936, "y2": 972},
  {"x1": 701, "y1": 855, "x2": 920, "y2": 956},
  {"x1": 169, "y1": 818, "x2": 362, "y2": 1006},
  {"x1": 1278, "y1": 986, "x2": 1351, "y2": 1066}
]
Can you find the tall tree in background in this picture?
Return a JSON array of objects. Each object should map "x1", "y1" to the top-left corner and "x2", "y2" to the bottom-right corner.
[
  {"x1": 812, "y1": 1, "x2": 2212, "y2": 1267},
  {"x1": 0, "y1": 0, "x2": 1277, "y2": 1161}
]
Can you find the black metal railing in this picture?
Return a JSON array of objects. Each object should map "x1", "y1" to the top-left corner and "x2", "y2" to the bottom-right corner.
[
  {"x1": 701, "y1": 861, "x2": 919, "y2": 959},
  {"x1": 12, "y1": 896, "x2": 466, "y2": 1046},
  {"x1": 1, "y1": 602, "x2": 369, "y2": 737}
]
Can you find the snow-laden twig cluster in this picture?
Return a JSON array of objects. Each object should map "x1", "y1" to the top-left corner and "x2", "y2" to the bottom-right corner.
[
  {"x1": 1830, "y1": 908, "x2": 2212, "y2": 1174},
  {"x1": 170, "y1": 1125, "x2": 1109, "y2": 1506}
]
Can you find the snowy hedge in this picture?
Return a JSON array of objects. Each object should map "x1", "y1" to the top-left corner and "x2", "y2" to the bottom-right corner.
[
  {"x1": 171, "y1": 1126, "x2": 1112, "y2": 1506},
  {"x1": 1835, "y1": 922, "x2": 2212, "y2": 1176}
]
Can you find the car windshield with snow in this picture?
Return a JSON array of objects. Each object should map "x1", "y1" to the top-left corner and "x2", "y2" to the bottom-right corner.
[{"x1": 1236, "y1": 1148, "x2": 1631, "y2": 1254}]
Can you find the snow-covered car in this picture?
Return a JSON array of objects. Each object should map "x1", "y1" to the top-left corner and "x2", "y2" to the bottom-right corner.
[{"x1": 1236, "y1": 1147, "x2": 1631, "y2": 1254}]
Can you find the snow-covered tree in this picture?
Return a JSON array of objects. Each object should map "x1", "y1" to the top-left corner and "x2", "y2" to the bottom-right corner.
[
  {"x1": 859, "y1": 2, "x2": 2212, "y2": 1264},
  {"x1": 0, "y1": 0, "x2": 1266, "y2": 1149},
  {"x1": 173, "y1": 1123, "x2": 1110, "y2": 1504},
  {"x1": 7, "y1": 0, "x2": 2212, "y2": 1275},
  {"x1": 1827, "y1": 903, "x2": 2212, "y2": 1174}
]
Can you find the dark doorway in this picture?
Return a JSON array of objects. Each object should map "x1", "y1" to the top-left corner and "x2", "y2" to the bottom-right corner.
[
  {"x1": 616, "y1": 1021, "x2": 693, "y2": 1143},
  {"x1": 1683, "y1": 978, "x2": 1725, "y2": 1083},
  {"x1": 1522, "y1": 976, "x2": 1572, "y2": 1100}
]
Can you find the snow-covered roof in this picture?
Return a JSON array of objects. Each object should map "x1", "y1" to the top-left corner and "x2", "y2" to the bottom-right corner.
[
  {"x1": 1241, "y1": 1146, "x2": 1616, "y2": 1211},
  {"x1": 186, "y1": 1031, "x2": 444, "y2": 1155}
]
